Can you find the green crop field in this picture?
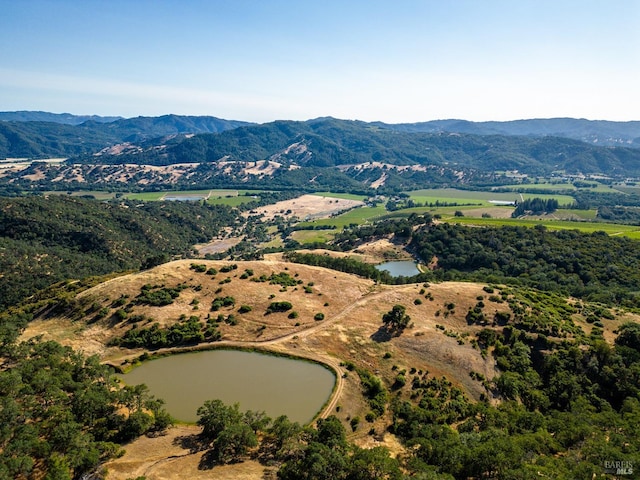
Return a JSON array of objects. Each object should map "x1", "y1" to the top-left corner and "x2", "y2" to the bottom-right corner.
[
  {"x1": 561, "y1": 209, "x2": 598, "y2": 220},
  {"x1": 125, "y1": 191, "x2": 169, "y2": 201},
  {"x1": 405, "y1": 188, "x2": 575, "y2": 206},
  {"x1": 124, "y1": 189, "x2": 265, "y2": 202},
  {"x1": 290, "y1": 229, "x2": 336, "y2": 244},
  {"x1": 437, "y1": 214, "x2": 640, "y2": 238},
  {"x1": 298, "y1": 205, "x2": 387, "y2": 229},
  {"x1": 613, "y1": 184, "x2": 640, "y2": 194},
  {"x1": 495, "y1": 182, "x2": 576, "y2": 191},
  {"x1": 44, "y1": 190, "x2": 117, "y2": 200}
]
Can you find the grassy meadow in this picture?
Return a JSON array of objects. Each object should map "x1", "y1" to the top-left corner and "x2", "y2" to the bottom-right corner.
[{"x1": 405, "y1": 188, "x2": 576, "y2": 206}]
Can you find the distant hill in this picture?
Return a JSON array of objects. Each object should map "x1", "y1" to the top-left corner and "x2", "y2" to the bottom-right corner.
[
  {"x1": 0, "y1": 110, "x2": 122, "y2": 124},
  {"x1": 0, "y1": 114, "x2": 254, "y2": 159},
  {"x1": 374, "y1": 118, "x2": 640, "y2": 148},
  {"x1": 3, "y1": 114, "x2": 640, "y2": 190},
  {"x1": 81, "y1": 117, "x2": 640, "y2": 177},
  {"x1": 90, "y1": 114, "x2": 255, "y2": 142}
]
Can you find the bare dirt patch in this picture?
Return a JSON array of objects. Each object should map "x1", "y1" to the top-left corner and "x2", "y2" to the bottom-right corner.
[
  {"x1": 457, "y1": 206, "x2": 514, "y2": 218},
  {"x1": 289, "y1": 238, "x2": 413, "y2": 265},
  {"x1": 243, "y1": 160, "x2": 281, "y2": 176},
  {"x1": 352, "y1": 238, "x2": 413, "y2": 262},
  {"x1": 247, "y1": 194, "x2": 363, "y2": 221},
  {"x1": 195, "y1": 237, "x2": 243, "y2": 255}
]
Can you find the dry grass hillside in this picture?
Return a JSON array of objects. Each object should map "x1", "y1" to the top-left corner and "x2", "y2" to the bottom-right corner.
[
  {"x1": 23, "y1": 259, "x2": 502, "y2": 394},
  {"x1": 22, "y1": 257, "x2": 619, "y2": 480}
]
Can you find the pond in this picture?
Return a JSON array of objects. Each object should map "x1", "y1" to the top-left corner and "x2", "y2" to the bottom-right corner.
[
  {"x1": 118, "y1": 349, "x2": 335, "y2": 424},
  {"x1": 375, "y1": 260, "x2": 421, "y2": 277}
]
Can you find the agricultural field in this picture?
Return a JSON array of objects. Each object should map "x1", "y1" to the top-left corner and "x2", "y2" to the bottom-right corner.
[
  {"x1": 122, "y1": 189, "x2": 264, "y2": 202},
  {"x1": 206, "y1": 191, "x2": 262, "y2": 206},
  {"x1": 495, "y1": 180, "x2": 637, "y2": 194},
  {"x1": 492, "y1": 182, "x2": 577, "y2": 191},
  {"x1": 296, "y1": 204, "x2": 387, "y2": 229},
  {"x1": 613, "y1": 184, "x2": 640, "y2": 194},
  {"x1": 439, "y1": 213, "x2": 640, "y2": 238},
  {"x1": 405, "y1": 188, "x2": 576, "y2": 206},
  {"x1": 290, "y1": 229, "x2": 335, "y2": 244}
]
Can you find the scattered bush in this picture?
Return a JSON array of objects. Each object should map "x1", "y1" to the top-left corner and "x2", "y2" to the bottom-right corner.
[
  {"x1": 266, "y1": 301, "x2": 293, "y2": 314},
  {"x1": 211, "y1": 296, "x2": 236, "y2": 311}
]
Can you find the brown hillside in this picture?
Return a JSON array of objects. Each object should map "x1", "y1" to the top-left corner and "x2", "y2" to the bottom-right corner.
[{"x1": 22, "y1": 259, "x2": 514, "y2": 480}]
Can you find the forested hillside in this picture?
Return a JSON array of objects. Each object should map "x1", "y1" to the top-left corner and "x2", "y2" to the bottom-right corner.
[
  {"x1": 0, "y1": 335, "x2": 172, "y2": 479},
  {"x1": 0, "y1": 196, "x2": 241, "y2": 310},
  {"x1": 0, "y1": 115, "x2": 251, "y2": 159},
  {"x1": 3, "y1": 115, "x2": 640, "y2": 181},
  {"x1": 77, "y1": 118, "x2": 640, "y2": 177}
]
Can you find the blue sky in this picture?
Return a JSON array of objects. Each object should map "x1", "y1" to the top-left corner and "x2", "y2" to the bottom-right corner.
[{"x1": 1, "y1": 0, "x2": 638, "y2": 122}]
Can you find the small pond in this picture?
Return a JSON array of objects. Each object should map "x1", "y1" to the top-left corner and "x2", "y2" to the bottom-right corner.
[
  {"x1": 375, "y1": 260, "x2": 421, "y2": 277},
  {"x1": 118, "y1": 349, "x2": 335, "y2": 424}
]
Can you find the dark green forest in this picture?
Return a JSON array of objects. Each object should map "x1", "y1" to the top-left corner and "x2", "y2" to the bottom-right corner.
[
  {"x1": 0, "y1": 336, "x2": 172, "y2": 479},
  {"x1": 0, "y1": 115, "x2": 250, "y2": 159},
  {"x1": 409, "y1": 222, "x2": 640, "y2": 307},
  {"x1": 0, "y1": 195, "x2": 241, "y2": 310}
]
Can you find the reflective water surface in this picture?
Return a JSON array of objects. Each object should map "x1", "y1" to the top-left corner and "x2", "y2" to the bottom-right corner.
[
  {"x1": 119, "y1": 349, "x2": 335, "y2": 424},
  {"x1": 375, "y1": 260, "x2": 420, "y2": 277}
]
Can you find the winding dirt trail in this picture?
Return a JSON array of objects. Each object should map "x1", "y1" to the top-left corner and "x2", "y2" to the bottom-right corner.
[{"x1": 183, "y1": 285, "x2": 391, "y2": 419}]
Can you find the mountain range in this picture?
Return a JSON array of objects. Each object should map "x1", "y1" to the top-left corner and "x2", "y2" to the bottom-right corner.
[
  {"x1": 376, "y1": 118, "x2": 640, "y2": 148},
  {"x1": 2, "y1": 112, "x2": 640, "y2": 192},
  {"x1": 0, "y1": 113, "x2": 253, "y2": 159}
]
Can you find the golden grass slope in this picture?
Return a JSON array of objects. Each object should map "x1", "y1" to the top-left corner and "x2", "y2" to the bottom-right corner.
[
  {"x1": 21, "y1": 259, "x2": 515, "y2": 480},
  {"x1": 23, "y1": 259, "x2": 500, "y2": 398}
]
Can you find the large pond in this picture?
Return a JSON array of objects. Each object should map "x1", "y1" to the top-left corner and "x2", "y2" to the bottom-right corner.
[
  {"x1": 375, "y1": 260, "x2": 421, "y2": 277},
  {"x1": 119, "y1": 349, "x2": 335, "y2": 424}
]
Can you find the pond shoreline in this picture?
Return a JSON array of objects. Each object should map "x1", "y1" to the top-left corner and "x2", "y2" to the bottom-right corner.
[{"x1": 112, "y1": 343, "x2": 340, "y2": 425}]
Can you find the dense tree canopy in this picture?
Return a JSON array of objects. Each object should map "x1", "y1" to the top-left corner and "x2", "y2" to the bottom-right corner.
[
  {"x1": 409, "y1": 222, "x2": 640, "y2": 307},
  {"x1": 0, "y1": 195, "x2": 242, "y2": 310},
  {"x1": 0, "y1": 338, "x2": 171, "y2": 480}
]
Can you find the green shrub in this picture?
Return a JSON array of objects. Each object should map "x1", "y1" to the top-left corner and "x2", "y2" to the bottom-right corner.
[
  {"x1": 238, "y1": 305, "x2": 253, "y2": 314},
  {"x1": 211, "y1": 296, "x2": 236, "y2": 311},
  {"x1": 266, "y1": 301, "x2": 293, "y2": 314}
]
